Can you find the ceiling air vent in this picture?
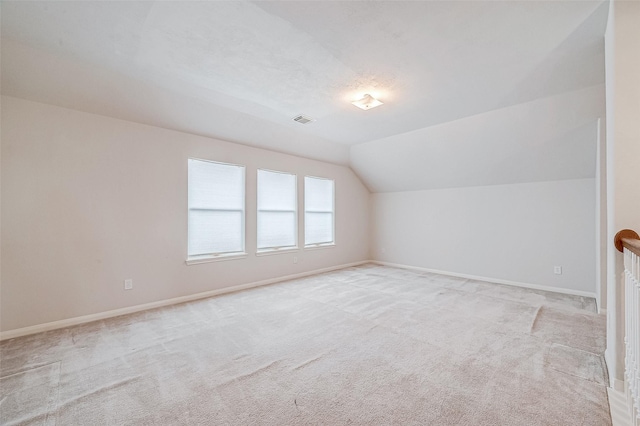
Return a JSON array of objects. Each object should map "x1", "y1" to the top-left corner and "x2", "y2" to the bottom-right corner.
[{"x1": 293, "y1": 114, "x2": 315, "y2": 124}]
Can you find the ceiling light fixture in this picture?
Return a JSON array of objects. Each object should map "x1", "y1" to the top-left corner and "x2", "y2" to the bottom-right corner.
[{"x1": 351, "y1": 94, "x2": 383, "y2": 110}]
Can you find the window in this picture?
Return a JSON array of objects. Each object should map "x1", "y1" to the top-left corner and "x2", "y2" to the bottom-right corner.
[
  {"x1": 304, "y1": 176, "x2": 334, "y2": 247},
  {"x1": 188, "y1": 159, "x2": 245, "y2": 260},
  {"x1": 257, "y1": 169, "x2": 297, "y2": 252}
]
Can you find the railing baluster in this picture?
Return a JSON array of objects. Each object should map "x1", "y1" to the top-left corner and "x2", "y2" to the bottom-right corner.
[
  {"x1": 636, "y1": 250, "x2": 640, "y2": 424},
  {"x1": 615, "y1": 229, "x2": 640, "y2": 425}
]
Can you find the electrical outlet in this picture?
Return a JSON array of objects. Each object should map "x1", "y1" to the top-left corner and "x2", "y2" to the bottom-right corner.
[
  {"x1": 553, "y1": 266, "x2": 562, "y2": 275},
  {"x1": 124, "y1": 279, "x2": 133, "y2": 290},
  {"x1": 293, "y1": 256, "x2": 298, "y2": 264}
]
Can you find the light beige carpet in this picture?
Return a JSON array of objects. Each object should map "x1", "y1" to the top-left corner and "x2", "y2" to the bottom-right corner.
[{"x1": 0, "y1": 264, "x2": 610, "y2": 425}]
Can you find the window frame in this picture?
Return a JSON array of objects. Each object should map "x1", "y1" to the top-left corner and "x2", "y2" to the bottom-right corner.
[
  {"x1": 303, "y1": 175, "x2": 335, "y2": 249},
  {"x1": 256, "y1": 168, "x2": 299, "y2": 255},
  {"x1": 186, "y1": 157, "x2": 247, "y2": 264}
]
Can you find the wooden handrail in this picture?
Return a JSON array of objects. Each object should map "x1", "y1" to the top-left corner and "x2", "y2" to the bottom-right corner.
[{"x1": 614, "y1": 229, "x2": 640, "y2": 256}]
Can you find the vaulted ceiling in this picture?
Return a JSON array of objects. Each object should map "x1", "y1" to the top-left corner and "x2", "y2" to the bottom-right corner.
[{"x1": 1, "y1": 1, "x2": 609, "y2": 191}]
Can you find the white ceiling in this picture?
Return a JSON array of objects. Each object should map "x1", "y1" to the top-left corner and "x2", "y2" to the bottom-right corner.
[
  {"x1": 1, "y1": 1, "x2": 609, "y2": 189},
  {"x1": 351, "y1": 85, "x2": 604, "y2": 192}
]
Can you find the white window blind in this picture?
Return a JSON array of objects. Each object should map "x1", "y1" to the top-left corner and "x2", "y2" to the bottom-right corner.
[
  {"x1": 188, "y1": 159, "x2": 245, "y2": 257},
  {"x1": 304, "y1": 176, "x2": 334, "y2": 246},
  {"x1": 257, "y1": 169, "x2": 297, "y2": 250}
]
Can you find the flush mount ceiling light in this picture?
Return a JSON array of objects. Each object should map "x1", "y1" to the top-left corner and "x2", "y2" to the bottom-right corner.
[{"x1": 351, "y1": 94, "x2": 383, "y2": 110}]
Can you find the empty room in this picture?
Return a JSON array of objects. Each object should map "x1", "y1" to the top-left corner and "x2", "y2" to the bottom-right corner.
[{"x1": 1, "y1": 1, "x2": 639, "y2": 425}]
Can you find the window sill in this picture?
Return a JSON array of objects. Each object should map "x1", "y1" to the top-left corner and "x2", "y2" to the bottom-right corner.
[
  {"x1": 256, "y1": 247, "x2": 299, "y2": 257},
  {"x1": 304, "y1": 243, "x2": 336, "y2": 251},
  {"x1": 185, "y1": 252, "x2": 248, "y2": 265}
]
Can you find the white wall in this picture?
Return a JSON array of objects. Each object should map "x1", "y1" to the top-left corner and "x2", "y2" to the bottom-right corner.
[
  {"x1": 0, "y1": 96, "x2": 370, "y2": 332},
  {"x1": 371, "y1": 179, "x2": 596, "y2": 295}
]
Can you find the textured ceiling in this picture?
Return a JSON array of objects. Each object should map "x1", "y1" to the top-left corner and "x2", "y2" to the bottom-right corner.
[{"x1": 1, "y1": 0, "x2": 609, "y2": 188}]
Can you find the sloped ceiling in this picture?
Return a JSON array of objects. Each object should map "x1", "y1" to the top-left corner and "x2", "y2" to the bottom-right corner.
[
  {"x1": 351, "y1": 85, "x2": 604, "y2": 192},
  {"x1": 1, "y1": 1, "x2": 609, "y2": 190}
]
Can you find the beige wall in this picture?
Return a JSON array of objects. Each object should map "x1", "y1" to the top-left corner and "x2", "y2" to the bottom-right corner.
[
  {"x1": 0, "y1": 96, "x2": 370, "y2": 332},
  {"x1": 604, "y1": 0, "x2": 640, "y2": 385}
]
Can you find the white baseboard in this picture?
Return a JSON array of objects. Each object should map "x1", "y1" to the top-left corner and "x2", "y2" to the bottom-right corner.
[
  {"x1": 605, "y1": 349, "x2": 617, "y2": 389},
  {"x1": 372, "y1": 260, "x2": 598, "y2": 299},
  {"x1": 607, "y1": 386, "x2": 633, "y2": 426},
  {"x1": 0, "y1": 260, "x2": 369, "y2": 341},
  {"x1": 611, "y1": 378, "x2": 626, "y2": 392},
  {"x1": 0, "y1": 260, "x2": 598, "y2": 341}
]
